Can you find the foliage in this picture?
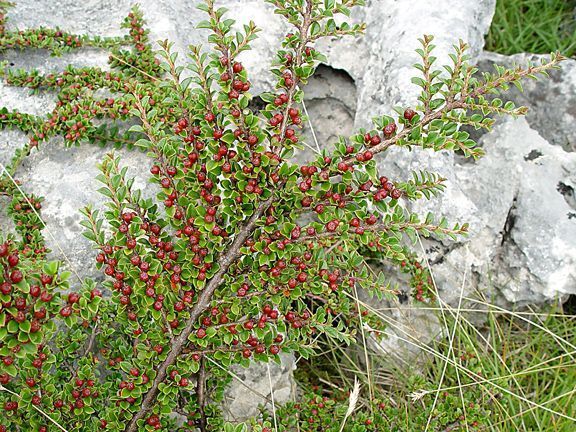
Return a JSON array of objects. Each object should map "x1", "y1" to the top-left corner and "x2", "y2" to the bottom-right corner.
[
  {"x1": 268, "y1": 300, "x2": 576, "y2": 431},
  {"x1": 486, "y1": 0, "x2": 576, "y2": 57},
  {"x1": 242, "y1": 304, "x2": 576, "y2": 431},
  {"x1": 0, "y1": 0, "x2": 565, "y2": 430}
]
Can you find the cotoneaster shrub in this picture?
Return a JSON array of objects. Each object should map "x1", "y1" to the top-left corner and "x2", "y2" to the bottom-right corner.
[{"x1": 0, "y1": 0, "x2": 564, "y2": 431}]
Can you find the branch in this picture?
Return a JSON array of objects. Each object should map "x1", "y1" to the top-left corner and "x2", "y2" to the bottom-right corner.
[
  {"x1": 124, "y1": 193, "x2": 276, "y2": 431},
  {"x1": 196, "y1": 357, "x2": 208, "y2": 432},
  {"x1": 298, "y1": 219, "x2": 468, "y2": 243},
  {"x1": 273, "y1": 0, "x2": 314, "y2": 156},
  {"x1": 324, "y1": 55, "x2": 564, "y2": 175},
  {"x1": 82, "y1": 322, "x2": 99, "y2": 358}
]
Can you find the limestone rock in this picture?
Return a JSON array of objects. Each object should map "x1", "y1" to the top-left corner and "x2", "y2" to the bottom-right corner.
[
  {"x1": 477, "y1": 52, "x2": 576, "y2": 152},
  {"x1": 347, "y1": 0, "x2": 497, "y2": 127},
  {"x1": 468, "y1": 117, "x2": 576, "y2": 303},
  {"x1": 222, "y1": 353, "x2": 296, "y2": 421},
  {"x1": 384, "y1": 116, "x2": 576, "y2": 307}
]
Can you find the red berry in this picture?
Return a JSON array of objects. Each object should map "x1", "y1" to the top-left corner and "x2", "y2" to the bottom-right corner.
[
  {"x1": 383, "y1": 123, "x2": 397, "y2": 136},
  {"x1": 0, "y1": 282, "x2": 11, "y2": 295},
  {"x1": 9, "y1": 270, "x2": 23, "y2": 283},
  {"x1": 41, "y1": 274, "x2": 53, "y2": 285},
  {"x1": 7, "y1": 254, "x2": 19, "y2": 267},
  {"x1": 60, "y1": 306, "x2": 72, "y2": 317},
  {"x1": 326, "y1": 220, "x2": 339, "y2": 232},
  {"x1": 404, "y1": 108, "x2": 416, "y2": 121},
  {"x1": 68, "y1": 292, "x2": 80, "y2": 304}
]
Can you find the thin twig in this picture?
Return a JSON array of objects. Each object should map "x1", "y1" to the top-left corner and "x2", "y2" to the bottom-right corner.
[
  {"x1": 196, "y1": 357, "x2": 208, "y2": 432},
  {"x1": 267, "y1": 362, "x2": 279, "y2": 432},
  {"x1": 0, "y1": 384, "x2": 69, "y2": 432},
  {"x1": 0, "y1": 162, "x2": 84, "y2": 284},
  {"x1": 83, "y1": 322, "x2": 99, "y2": 358},
  {"x1": 297, "y1": 85, "x2": 321, "y2": 154}
]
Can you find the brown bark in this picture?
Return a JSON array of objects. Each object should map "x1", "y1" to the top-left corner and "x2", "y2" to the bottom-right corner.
[{"x1": 124, "y1": 194, "x2": 275, "y2": 432}]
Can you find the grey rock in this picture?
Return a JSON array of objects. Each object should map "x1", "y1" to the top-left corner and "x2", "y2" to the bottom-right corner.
[
  {"x1": 15, "y1": 139, "x2": 152, "y2": 280},
  {"x1": 303, "y1": 65, "x2": 357, "y2": 145},
  {"x1": 222, "y1": 353, "x2": 296, "y2": 421},
  {"x1": 471, "y1": 117, "x2": 576, "y2": 302},
  {"x1": 367, "y1": 296, "x2": 444, "y2": 364},
  {"x1": 477, "y1": 52, "x2": 576, "y2": 153},
  {"x1": 0, "y1": 128, "x2": 28, "y2": 167},
  {"x1": 6, "y1": 0, "x2": 134, "y2": 38},
  {"x1": 392, "y1": 117, "x2": 576, "y2": 307},
  {"x1": 347, "y1": 0, "x2": 496, "y2": 128},
  {"x1": 297, "y1": 64, "x2": 358, "y2": 164}
]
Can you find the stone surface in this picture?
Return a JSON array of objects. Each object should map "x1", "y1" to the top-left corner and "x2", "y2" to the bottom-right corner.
[
  {"x1": 381, "y1": 120, "x2": 576, "y2": 308},
  {"x1": 297, "y1": 64, "x2": 358, "y2": 164},
  {"x1": 345, "y1": 0, "x2": 497, "y2": 128},
  {"x1": 222, "y1": 353, "x2": 296, "y2": 421},
  {"x1": 15, "y1": 139, "x2": 153, "y2": 280},
  {"x1": 477, "y1": 52, "x2": 576, "y2": 153},
  {"x1": 380, "y1": 97, "x2": 576, "y2": 308},
  {"x1": 468, "y1": 117, "x2": 576, "y2": 302},
  {"x1": 424, "y1": 116, "x2": 575, "y2": 308}
]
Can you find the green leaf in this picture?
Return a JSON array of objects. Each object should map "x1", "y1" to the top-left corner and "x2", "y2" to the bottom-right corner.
[
  {"x1": 43, "y1": 261, "x2": 59, "y2": 276},
  {"x1": 128, "y1": 124, "x2": 145, "y2": 133},
  {"x1": 411, "y1": 77, "x2": 427, "y2": 88},
  {"x1": 19, "y1": 320, "x2": 31, "y2": 333}
]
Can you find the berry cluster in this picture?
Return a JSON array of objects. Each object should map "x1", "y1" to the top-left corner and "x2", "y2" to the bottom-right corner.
[
  {"x1": 0, "y1": 240, "x2": 63, "y2": 427},
  {"x1": 0, "y1": 240, "x2": 62, "y2": 355},
  {"x1": 400, "y1": 258, "x2": 435, "y2": 303},
  {"x1": 109, "y1": 7, "x2": 161, "y2": 77}
]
